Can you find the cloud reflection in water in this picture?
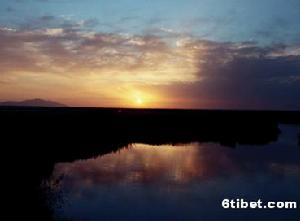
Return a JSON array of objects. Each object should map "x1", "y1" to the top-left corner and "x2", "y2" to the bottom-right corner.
[{"x1": 47, "y1": 125, "x2": 300, "y2": 221}]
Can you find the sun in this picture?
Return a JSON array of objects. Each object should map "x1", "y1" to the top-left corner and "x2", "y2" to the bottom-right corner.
[
  {"x1": 136, "y1": 97, "x2": 143, "y2": 105},
  {"x1": 127, "y1": 89, "x2": 157, "y2": 107}
]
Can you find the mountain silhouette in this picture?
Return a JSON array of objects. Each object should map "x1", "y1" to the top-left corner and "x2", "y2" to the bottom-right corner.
[{"x1": 0, "y1": 98, "x2": 66, "y2": 107}]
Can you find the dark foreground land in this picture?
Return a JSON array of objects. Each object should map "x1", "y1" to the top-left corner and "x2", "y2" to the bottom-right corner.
[{"x1": 1, "y1": 107, "x2": 299, "y2": 220}]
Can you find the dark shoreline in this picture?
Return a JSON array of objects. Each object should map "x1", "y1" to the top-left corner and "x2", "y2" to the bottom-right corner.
[
  {"x1": 1, "y1": 107, "x2": 299, "y2": 164},
  {"x1": 1, "y1": 107, "x2": 299, "y2": 220}
]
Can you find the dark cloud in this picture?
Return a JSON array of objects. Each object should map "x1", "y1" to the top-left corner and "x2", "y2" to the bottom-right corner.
[
  {"x1": 198, "y1": 42, "x2": 300, "y2": 109},
  {"x1": 158, "y1": 41, "x2": 300, "y2": 110}
]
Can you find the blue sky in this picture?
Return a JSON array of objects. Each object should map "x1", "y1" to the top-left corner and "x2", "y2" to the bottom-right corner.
[{"x1": 1, "y1": 0, "x2": 300, "y2": 44}]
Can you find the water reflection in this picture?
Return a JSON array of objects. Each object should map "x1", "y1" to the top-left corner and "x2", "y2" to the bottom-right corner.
[{"x1": 48, "y1": 125, "x2": 300, "y2": 221}]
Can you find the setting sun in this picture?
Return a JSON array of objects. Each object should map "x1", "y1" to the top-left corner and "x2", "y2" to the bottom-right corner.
[
  {"x1": 120, "y1": 88, "x2": 163, "y2": 108},
  {"x1": 128, "y1": 90, "x2": 150, "y2": 107},
  {"x1": 136, "y1": 97, "x2": 143, "y2": 105},
  {"x1": 133, "y1": 92, "x2": 145, "y2": 106}
]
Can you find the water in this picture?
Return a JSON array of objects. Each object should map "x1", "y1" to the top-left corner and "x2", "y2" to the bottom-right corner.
[{"x1": 47, "y1": 125, "x2": 300, "y2": 221}]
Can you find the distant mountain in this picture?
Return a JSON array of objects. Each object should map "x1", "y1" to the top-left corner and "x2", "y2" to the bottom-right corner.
[{"x1": 0, "y1": 99, "x2": 66, "y2": 107}]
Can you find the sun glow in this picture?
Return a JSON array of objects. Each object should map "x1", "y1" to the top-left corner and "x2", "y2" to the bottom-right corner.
[
  {"x1": 133, "y1": 92, "x2": 145, "y2": 106},
  {"x1": 136, "y1": 97, "x2": 143, "y2": 105},
  {"x1": 126, "y1": 89, "x2": 158, "y2": 107}
]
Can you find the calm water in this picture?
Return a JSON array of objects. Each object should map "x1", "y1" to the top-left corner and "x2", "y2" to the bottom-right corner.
[{"x1": 47, "y1": 125, "x2": 300, "y2": 221}]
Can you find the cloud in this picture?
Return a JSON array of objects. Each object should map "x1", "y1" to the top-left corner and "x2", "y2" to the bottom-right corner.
[
  {"x1": 0, "y1": 22, "x2": 197, "y2": 85},
  {"x1": 18, "y1": 15, "x2": 98, "y2": 32},
  {"x1": 0, "y1": 16, "x2": 299, "y2": 109},
  {"x1": 197, "y1": 41, "x2": 300, "y2": 109},
  {"x1": 153, "y1": 40, "x2": 300, "y2": 109}
]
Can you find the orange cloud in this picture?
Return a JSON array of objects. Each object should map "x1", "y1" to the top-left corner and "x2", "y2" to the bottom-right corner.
[{"x1": 0, "y1": 25, "x2": 300, "y2": 109}]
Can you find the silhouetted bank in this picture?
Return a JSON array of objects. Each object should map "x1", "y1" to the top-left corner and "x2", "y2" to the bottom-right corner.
[{"x1": 1, "y1": 107, "x2": 299, "y2": 220}]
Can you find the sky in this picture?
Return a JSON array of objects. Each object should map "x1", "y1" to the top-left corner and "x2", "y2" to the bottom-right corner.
[{"x1": 0, "y1": 0, "x2": 299, "y2": 109}]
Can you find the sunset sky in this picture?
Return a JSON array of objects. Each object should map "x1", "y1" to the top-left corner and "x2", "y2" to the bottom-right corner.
[{"x1": 0, "y1": 0, "x2": 300, "y2": 109}]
